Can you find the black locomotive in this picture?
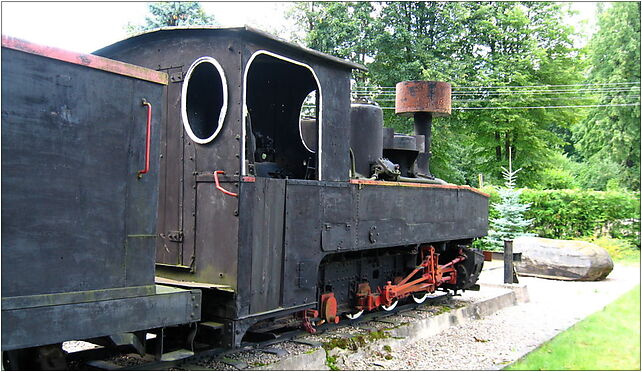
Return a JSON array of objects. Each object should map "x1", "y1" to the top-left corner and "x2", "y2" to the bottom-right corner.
[{"x1": 2, "y1": 27, "x2": 488, "y2": 368}]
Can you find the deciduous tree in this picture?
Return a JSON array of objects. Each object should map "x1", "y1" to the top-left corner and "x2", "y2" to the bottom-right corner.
[
  {"x1": 126, "y1": 2, "x2": 214, "y2": 35},
  {"x1": 574, "y1": 2, "x2": 641, "y2": 190}
]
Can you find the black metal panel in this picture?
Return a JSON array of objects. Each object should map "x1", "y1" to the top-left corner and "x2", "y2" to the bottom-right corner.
[
  {"x1": 279, "y1": 180, "x2": 489, "y2": 308},
  {"x1": 354, "y1": 185, "x2": 488, "y2": 248},
  {"x1": 249, "y1": 178, "x2": 286, "y2": 313},
  {"x1": 2, "y1": 286, "x2": 201, "y2": 351},
  {"x1": 193, "y1": 179, "x2": 240, "y2": 286},
  {"x1": 321, "y1": 184, "x2": 354, "y2": 252},
  {"x1": 317, "y1": 66, "x2": 352, "y2": 181},
  {"x1": 281, "y1": 181, "x2": 323, "y2": 308},
  {"x1": 1, "y1": 47, "x2": 162, "y2": 297},
  {"x1": 156, "y1": 77, "x2": 186, "y2": 266},
  {"x1": 96, "y1": 30, "x2": 244, "y2": 287},
  {"x1": 236, "y1": 181, "x2": 255, "y2": 318}
]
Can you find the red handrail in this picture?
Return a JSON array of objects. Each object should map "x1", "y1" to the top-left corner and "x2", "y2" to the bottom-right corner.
[
  {"x1": 137, "y1": 99, "x2": 152, "y2": 178},
  {"x1": 214, "y1": 171, "x2": 239, "y2": 197}
]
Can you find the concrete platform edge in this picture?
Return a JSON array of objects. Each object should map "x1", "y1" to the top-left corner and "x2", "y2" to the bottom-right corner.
[{"x1": 251, "y1": 283, "x2": 530, "y2": 371}]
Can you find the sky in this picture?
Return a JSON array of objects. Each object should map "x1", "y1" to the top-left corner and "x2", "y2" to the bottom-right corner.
[
  {"x1": 1, "y1": 2, "x2": 600, "y2": 54},
  {"x1": 1, "y1": 2, "x2": 297, "y2": 53}
]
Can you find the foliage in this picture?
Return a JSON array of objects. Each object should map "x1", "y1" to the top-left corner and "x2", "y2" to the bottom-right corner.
[
  {"x1": 288, "y1": 2, "x2": 375, "y2": 86},
  {"x1": 506, "y1": 285, "x2": 641, "y2": 370},
  {"x1": 584, "y1": 236, "x2": 640, "y2": 263},
  {"x1": 482, "y1": 186, "x2": 641, "y2": 247},
  {"x1": 503, "y1": 188, "x2": 640, "y2": 246},
  {"x1": 531, "y1": 152, "x2": 580, "y2": 190},
  {"x1": 573, "y1": 2, "x2": 641, "y2": 190},
  {"x1": 537, "y1": 168, "x2": 579, "y2": 190},
  {"x1": 126, "y1": 2, "x2": 214, "y2": 35},
  {"x1": 288, "y1": 2, "x2": 587, "y2": 188},
  {"x1": 484, "y1": 157, "x2": 534, "y2": 251},
  {"x1": 572, "y1": 154, "x2": 629, "y2": 191}
]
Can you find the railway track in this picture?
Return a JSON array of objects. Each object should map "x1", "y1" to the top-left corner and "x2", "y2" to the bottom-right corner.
[{"x1": 66, "y1": 292, "x2": 455, "y2": 370}]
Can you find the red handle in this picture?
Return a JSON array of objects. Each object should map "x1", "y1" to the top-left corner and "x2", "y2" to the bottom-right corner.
[
  {"x1": 137, "y1": 99, "x2": 152, "y2": 178},
  {"x1": 214, "y1": 171, "x2": 239, "y2": 197}
]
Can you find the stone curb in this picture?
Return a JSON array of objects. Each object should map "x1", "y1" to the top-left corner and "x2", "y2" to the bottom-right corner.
[
  {"x1": 255, "y1": 349, "x2": 328, "y2": 371},
  {"x1": 250, "y1": 283, "x2": 529, "y2": 371}
]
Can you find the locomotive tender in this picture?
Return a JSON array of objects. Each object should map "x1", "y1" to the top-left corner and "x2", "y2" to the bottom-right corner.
[{"x1": 2, "y1": 26, "x2": 488, "y2": 366}]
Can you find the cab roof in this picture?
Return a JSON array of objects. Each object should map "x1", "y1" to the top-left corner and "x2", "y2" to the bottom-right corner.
[{"x1": 94, "y1": 25, "x2": 367, "y2": 71}]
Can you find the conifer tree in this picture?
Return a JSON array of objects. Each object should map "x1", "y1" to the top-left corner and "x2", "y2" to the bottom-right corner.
[{"x1": 486, "y1": 148, "x2": 534, "y2": 250}]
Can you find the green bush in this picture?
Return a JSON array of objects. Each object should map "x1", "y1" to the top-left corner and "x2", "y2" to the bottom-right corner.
[
  {"x1": 536, "y1": 168, "x2": 579, "y2": 190},
  {"x1": 482, "y1": 187, "x2": 641, "y2": 247},
  {"x1": 583, "y1": 236, "x2": 641, "y2": 263}
]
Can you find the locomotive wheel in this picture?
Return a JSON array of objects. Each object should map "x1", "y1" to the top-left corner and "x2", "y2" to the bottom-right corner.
[
  {"x1": 412, "y1": 293, "x2": 429, "y2": 304},
  {"x1": 345, "y1": 310, "x2": 364, "y2": 320},
  {"x1": 381, "y1": 300, "x2": 398, "y2": 311}
]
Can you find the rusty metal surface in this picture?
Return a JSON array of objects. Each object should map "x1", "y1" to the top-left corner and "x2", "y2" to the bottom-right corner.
[
  {"x1": 395, "y1": 81, "x2": 452, "y2": 116},
  {"x1": 2, "y1": 35, "x2": 168, "y2": 85},
  {"x1": 348, "y1": 179, "x2": 491, "y2": 197}
]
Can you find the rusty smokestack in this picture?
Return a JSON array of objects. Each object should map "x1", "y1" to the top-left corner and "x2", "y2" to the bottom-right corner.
[{"x1": 395, "y1": 81, "x2": 451, "y2": 178}]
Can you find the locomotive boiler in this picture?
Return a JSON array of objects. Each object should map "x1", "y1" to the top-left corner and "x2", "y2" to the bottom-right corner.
[{"x1": 2, "y1": 26, "x2": 488, "y2": 367}]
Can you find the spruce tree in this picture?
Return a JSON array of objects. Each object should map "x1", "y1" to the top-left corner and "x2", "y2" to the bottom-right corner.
[{"x1": 486, "y1": 148, "x2": 535, "y2": 250}]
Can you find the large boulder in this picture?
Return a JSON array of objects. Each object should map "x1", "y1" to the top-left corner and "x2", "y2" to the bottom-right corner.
[{"x1": 514, "y1": 237, "x2": 613, "y2": 281}]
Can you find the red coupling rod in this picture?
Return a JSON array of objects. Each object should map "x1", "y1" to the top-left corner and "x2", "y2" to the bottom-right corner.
[
  {"x1": 137, "y1": 99, "x2": 152, "y2": 179},
  {"x1": 214, "y1": 170, "x2": 239, "y2": 197}
]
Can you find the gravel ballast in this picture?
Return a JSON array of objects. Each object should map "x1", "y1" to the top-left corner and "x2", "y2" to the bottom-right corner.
[
  {"x1": 336, "y1": 263, "x2": 640, "y2": 370},
  {"x1": 64, "y1": 262, "x2": 639, "y2": 370}
]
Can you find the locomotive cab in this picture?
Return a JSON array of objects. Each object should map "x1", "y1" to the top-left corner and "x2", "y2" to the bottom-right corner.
[
  {"x1": 96, "y1": 27, "x2": 489, "y2": 348},
  {"x1": 245, "y1": 52, "x2": 321, "y2": 180}
]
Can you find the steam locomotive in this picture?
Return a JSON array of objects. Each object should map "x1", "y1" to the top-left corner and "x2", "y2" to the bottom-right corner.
[{"x1": 2, "y1": 27, "x2": 488, "y2": 369}]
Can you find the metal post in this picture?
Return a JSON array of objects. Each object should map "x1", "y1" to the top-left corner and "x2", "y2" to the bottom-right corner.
[
  {"x1": 413, "y1": 111, "x2": 433, "y2": 177},
  {"x1": 504, "y1": 239, "x2": 514, "y2": 284}
]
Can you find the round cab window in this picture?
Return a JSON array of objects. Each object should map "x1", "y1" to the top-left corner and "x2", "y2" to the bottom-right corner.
[{"x1": 181, "y1": 57, "x2": 228, "y2": 144}]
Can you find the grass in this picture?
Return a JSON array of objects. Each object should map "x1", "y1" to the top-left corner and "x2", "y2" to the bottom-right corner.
[
  {"x1": 326, "y1": 355, "x2": 340, "y2": 371},
  {"x1": 322, "y1": 330, "x2": 392, "y2": 352},
  {"x1": 506, "y1": 285, "x2": 641, "y2": 370}
]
